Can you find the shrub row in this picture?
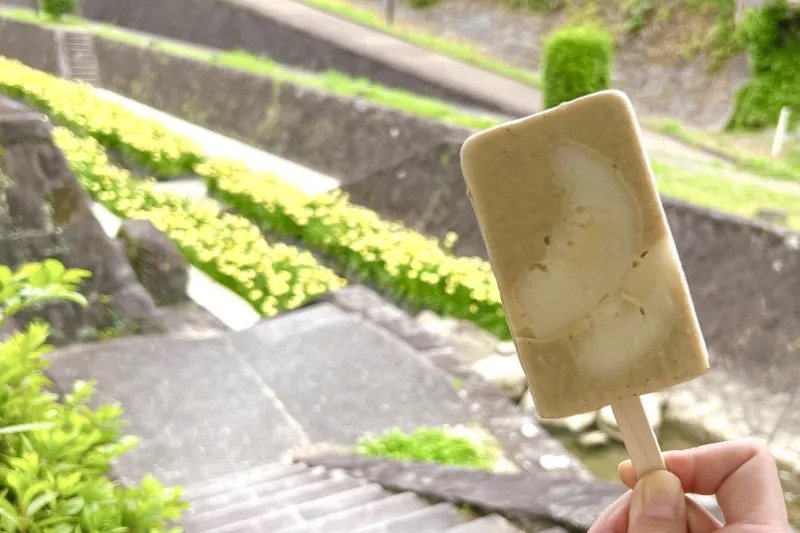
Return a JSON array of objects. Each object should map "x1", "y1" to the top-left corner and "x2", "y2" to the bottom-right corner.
[
  {"x1": 0, "y1": 58, "x2": 509, "y2": 338},
  {"x1": 0, "y1": 261, "x2": 186, "y2": 530},
  {"x1": 54, "y1": 127, "x2": 346, "y2": 316},
  {"x1": 200, "y1": 160, "x2": 509, "y2": 338},
  {"x1": 0, "y1": 57, "x2": 202, "y2": 178}
]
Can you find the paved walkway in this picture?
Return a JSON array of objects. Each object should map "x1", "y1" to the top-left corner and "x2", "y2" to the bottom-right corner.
[{"x1": 237, "y1": 0, "x2": 541, "y2": 113}]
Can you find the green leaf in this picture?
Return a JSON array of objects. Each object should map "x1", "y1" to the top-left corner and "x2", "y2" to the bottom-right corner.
[
  {"x1": 0, "y1": 422, "x2": 55, "y2": 435},
  {"x1": 26, "y1": 491, "x2": 57, "y2": 516}
]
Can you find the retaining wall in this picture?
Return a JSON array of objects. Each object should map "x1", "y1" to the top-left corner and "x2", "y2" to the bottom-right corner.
[{"x1": 76, "y1": 0, "x2": 504, "y2": 113}]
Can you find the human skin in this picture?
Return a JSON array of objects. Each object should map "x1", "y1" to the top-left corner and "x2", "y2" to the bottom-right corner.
[{"x1": 588, "y1": 438, "x2": 790, "y2": 533}]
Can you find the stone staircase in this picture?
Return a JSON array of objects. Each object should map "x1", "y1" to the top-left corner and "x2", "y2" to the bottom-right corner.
[
  {"x1": 44, "y1": 289, "x2": 611, "y2": 531},
  {"x1": 180, "y1": 462, "x2": 522, "y2": 532},
  {"x1": 55, "y1": 30, "x2": 101, "y2": 85}
]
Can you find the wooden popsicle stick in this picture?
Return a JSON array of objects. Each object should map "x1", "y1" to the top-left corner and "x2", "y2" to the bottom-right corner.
[{"x1": 611, "y1": 396, "x2": 666, "y2": 478}]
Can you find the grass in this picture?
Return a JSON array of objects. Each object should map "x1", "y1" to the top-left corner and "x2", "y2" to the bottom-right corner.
[
  {"x1": 653, "y1": 161, "x2": 800, "y2": 230},
  {"x1": 298, "y1": 0, "x2": 541, "y2": 87},
  {"x1": 354, "y1": 426, "x2": 500, "y2": 470},
  {"x1": 649, "y1": 118, "x2": 800, "y2": 184}
]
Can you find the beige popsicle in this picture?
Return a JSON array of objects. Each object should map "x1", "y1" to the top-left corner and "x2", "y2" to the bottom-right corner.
[{"x1": 460, "y1": 90, "x2": 709, "y2": 477}]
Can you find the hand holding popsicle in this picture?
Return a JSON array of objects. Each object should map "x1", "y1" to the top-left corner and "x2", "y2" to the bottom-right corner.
[{"x1": 589, "y1": 439, "x2": 789, "y2": 532}]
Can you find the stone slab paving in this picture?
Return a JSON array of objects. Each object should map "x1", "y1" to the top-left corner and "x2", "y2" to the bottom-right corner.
[
  {"x1": 229, "y1": 303, "x2": 473, "y2": 444},
  {"x1": 310, "y1": 285, "x2": 590, "y2": 478},
  {"x1": 47, "y1": 333, "x2": 311, "y2": 486}
]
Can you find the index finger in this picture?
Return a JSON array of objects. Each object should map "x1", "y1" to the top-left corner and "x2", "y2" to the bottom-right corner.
[{"x1": 618, "y1": 438, "x2": 787, "y2": 526}]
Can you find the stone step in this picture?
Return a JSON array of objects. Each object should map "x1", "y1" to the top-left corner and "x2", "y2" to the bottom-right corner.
[
  {"x1": 277, "y1": 492, "x2": 432, "y2": 532},
  {"x1": 188, "y1": 476, "x2": 362, "y2": 529},
  {"x1": 46, "y1": 334, "x2": 310, "y2": 487},
  {"x1": 295, "y1": 484, "x2": 392, "y2": 521},
  {"x1": 355, "y1": 502, "x2": 468, "y2": 532},
  {"x1": 190, "y1": 470, "x2": 328, "y2": 514},
  {"x1": 443, "y1": 514, "x2": 524, "y2": 532},
  {"x1": 184, "y1": 463, "x2": 307, "y2": 501},
  {"x1": 201, "y1": 507, "x2": 304, "y2": 532}
]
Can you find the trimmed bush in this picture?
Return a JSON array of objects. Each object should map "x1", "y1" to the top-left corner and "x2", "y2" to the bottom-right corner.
[
  {"x1": 40, "y1": 0, "x2": 75, "y2": 19},
  {"x1": 728, "y1": 0, "x2": 800, "y2": 130},
  {"x1": 201, "y1": 159, "x2": 509, "y2": 338},
  {"x1": 542, "y1": 26, "x2": 614, "y2": 108},
  {"x1": 0, "y1": 260, "x2": 186, "y2": 530}
]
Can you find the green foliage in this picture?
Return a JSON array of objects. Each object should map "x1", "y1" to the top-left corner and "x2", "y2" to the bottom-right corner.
[
  {"x1": 54, "y1": 127, "x2": 346, "y2": 317},
  {"x1": 0, "y1": 260, "x2": 90, "y2": 326},
  {"x1": 623, "y1": 0, "x2": 655, "y2": 33},
  {"x1": 355, "y1": 428, "x2": 495, "y2": 469},
  {"x1": 729, "y1": 0, "x2": 800, "y2": 130},
  {"x1": 0, "y1": 57, "x2": 203, "y2": 178},
  {"x1": 408, "y1": 0, "x2": 438, "y2": 8},
  {"x1": 543, "y1": 25, "x2": 613, "y2": 108},
  {"x1": 0, "y1": 261, "x2": 186, "y2": 530},
  {"x1": 200, "y1": 158, "x2": 510, "y2": 338},
  {"x1": 39, "y1": 0, "x2": 75, "y2": 20},
  {"x1": 504, "y1": 0, "x2": 564, "y2": 11}
]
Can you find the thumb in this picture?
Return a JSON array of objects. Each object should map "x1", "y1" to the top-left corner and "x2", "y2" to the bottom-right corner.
[{"x1": 628, "y1": 470, "x2": 687, "y2": 533}]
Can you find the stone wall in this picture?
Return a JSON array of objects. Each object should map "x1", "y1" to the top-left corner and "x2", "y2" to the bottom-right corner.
[
  {"x1": 92, "y1": 37, "x2": 466, "y2": 183},
  {"x1": 76, "y1": 0, "x2": 498, "y2": 112},
  {"x1": 0, "y1": 96, "x2": 165, "y2": 342},
  {"x1": 0, "y1": 18, "x2": 60, "y2": 74}
]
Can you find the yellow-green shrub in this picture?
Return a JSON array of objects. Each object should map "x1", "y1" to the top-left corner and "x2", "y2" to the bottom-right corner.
[
  {"x1": 0, "y1": 57, "x2": 202, "y2": 178},
  {"x1": 202, "y1": 160, "x2": 509, "y2": 338},
  {"x1": 54, "y1": 128, "x2": 346, "y2": 316},
  {"x1": 0, "y1": 261, "x2": 186, "y2": 530}
]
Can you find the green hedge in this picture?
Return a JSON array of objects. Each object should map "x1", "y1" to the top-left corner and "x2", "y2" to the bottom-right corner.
[
  {"x1": 201, "y1": 159, "x2": 509, "y2": 338},
  {"x1": 728, "y1": 0, "x2": 800, "y2": 130},
  {"x1": 543, "y1": 25, "x2": 613, "y2": 108},
  {"x1": 54, "y1": 128, "x2": 346, "y2": 317},
  {"x1": 0, "y1": 57, "x2": 203, "y2": 178},
  {"x1": 0, "y1": 261, "x2": 186, "y2": 530}
]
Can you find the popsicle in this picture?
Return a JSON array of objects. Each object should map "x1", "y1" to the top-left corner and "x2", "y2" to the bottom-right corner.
[{"x1": 460, "y1": 90, "x2": 709, "y2": 476}]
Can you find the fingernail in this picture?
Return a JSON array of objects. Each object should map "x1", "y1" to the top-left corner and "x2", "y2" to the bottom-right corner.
[{"x1": 641, "y1": 471, "x2": 683, "y2": 519}]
